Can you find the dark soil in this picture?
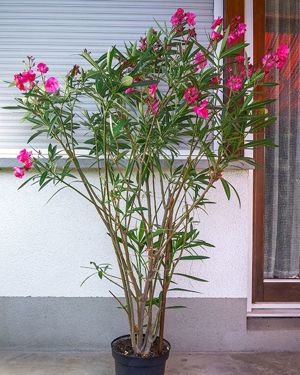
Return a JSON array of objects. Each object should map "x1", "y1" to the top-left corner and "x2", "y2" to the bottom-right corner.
[{"x1": 112, "y1": 336, "x2": 170, "y2": 358}]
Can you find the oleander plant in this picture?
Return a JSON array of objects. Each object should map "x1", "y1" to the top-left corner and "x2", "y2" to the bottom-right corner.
[{"x1": 8, "y1": 8, "x2": 288, "y2": 358}]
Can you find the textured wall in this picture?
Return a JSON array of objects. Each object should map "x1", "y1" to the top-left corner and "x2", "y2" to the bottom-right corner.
[{"x1": 0, "y1": 169, "x2": 252, "y2": 298}]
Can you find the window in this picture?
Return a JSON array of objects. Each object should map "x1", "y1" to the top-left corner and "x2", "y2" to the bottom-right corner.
[
  {"x1": 0, "y1": 0, "x2": 214, "y2": 159},
  {"x1": 253, "y1": 0, "x2": 300, "y2": 302}
]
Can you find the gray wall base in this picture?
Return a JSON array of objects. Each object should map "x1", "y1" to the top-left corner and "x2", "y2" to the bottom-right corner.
[{"x1": 0, "y1": 297, "x2": 300, "y2": 352}]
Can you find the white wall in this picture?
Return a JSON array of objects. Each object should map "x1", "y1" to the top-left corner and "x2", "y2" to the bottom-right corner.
[
  {"x1": 0, "y1": 169, "x2": 252, "y2": 298},
  {"x1": 0, "y1": 0, "x2": 252, "y2": 301}
]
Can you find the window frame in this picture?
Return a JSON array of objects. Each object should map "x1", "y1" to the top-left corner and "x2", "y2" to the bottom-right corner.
[{"x1": 252, "y1": 0, "x2": 300, "y2": 303}]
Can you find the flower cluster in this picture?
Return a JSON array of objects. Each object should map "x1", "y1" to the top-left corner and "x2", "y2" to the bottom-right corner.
[
  {"x1": 14, "y1": 149, "x2": 33, "y2": 179},
  {"x1": 226, "y1": 43, "x2": 289, "y2": 93},
  {"x1": 193, "y1": 51, "x2": 207, "y2": 70},
  {"x1": 183, "y1": 85, "x2": 208, "y2": 119},
  {"x1": 235, "y1": 55, "x2": 255, "y2": 78},
  {"x1": 14, "y1": 70, "x2": 36, "y2": 91},
  {"x1": 139, "y1": 37, "x2": 147, "y2": 51},
  {"x1": 171, "y1": 8, "x2": 196, "y2": 27},
  {"x1": 146, "y1": 84, "x2": 159, "y2": 114},
  {"x1": 184, "y1": 86, "x2": 199, "y2": 103},
  {"x1": 210, "y1": 16, "x2": 223, "y2": 42},
  {"x1": 37, "y1": 62, "x2": 49, "y2": 74},
  {"x1": 171, "y1": 8, "x2": 197, "y2": 37},
  {"x1": 45, "y1": 77, "x2": 60, "y2": 93},
  {"x1": 14, "y1": 61, "x2": 60, "y2": 94},
  {"x1": 193, "y1": 100, "x2": 208, "y2": 119},
  {"x1": 227, "y1": 75, "x2": 243, "y2": 91},
  {"x1": 68, "y1": 64, "x2": 80, "y2": 77},
  {"x1": 262, "y1": 44, "x2": 289, "y2": 72},
  {"x1": 138, "y1": 29, "x2": 161, "y2": 52},
  {"x1": 227, "y1": 16, "x2": 247, "y2": 44}
]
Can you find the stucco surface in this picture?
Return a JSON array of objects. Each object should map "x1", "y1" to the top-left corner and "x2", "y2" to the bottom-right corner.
[
  {"x1": 0, "y1": 169, "x2": 252, "y2": 298},
  {"x1": 1, "y1": 297, "x2": 300, "y2": 352}
]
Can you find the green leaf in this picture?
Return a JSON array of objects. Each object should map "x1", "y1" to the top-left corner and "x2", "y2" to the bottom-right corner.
[
  {"x1": 27, "y1": 130, "x2": 47, "y2": 143},
  {"x1": 226, "y1": 179, "x2": 241, "y2": 207},
  {"x1": 260, "y1": 82, "x2": 279, "y2": 87},
  {"x1": 107, "y1": 46, "x2": 116, "y2": 74},
  {"x1": 169, "y1": 288, "x2": 201, "y2": 294},
  {"x1": 146, "y1": 297, "x2": 160, "y2": 307},
  {"x1": 220, "y1": 26, "x2": 231, "y2": 54},
  {"x1": 2, "y1": 105, "x2": 26, "y2": 110},
  {"x1": 127, "y1": 207, "x2": 148, "y2": 215},
  {"x1": 38, "y1": 178, "x2": 52, "y2": 191},
  {"x1": 131, "y1": 80, "x2": 157, "y2": 87},
  {"x1": 174, "y1": 273, "x2": 208, "y2": 282},
  {"x1": 17, "y1": 175, "x2": 35, "y2": 190},
  {"x1": 220, "y1": 178, "x2": 231, "y2": 200},
  {"x1": 221, "y1": 43, "x2": 248, "y2": 58},
  {"x1": 166, "y1": 305, "x2": 187, "y2": 309},
  {"x1": 177, "y1": 255, "x2": 210, "y2": 261},
  {"x1": 247, "y1": 99, "x2": 275, "y2": 111},
  {"x1": 81, "y1": 50, "x2": 99, "y2": 70},
  {"x1": 39, "y1": 171, "x2": 48, "y2": 186}
]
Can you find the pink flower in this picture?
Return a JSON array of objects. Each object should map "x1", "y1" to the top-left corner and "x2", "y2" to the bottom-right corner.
[
  {"x1": 276, "y1": 59, "x2": 286, "y2": 69},
  {"x1": 185, "y1": 12, "x2": 196, "y2": 26},
  {"x1": 151, "y1": 99, "x2": 159, "y2": 114},
  {"x1": 22, "y1": 70, "x2": 36, "y2": 82},
  {"x1": 211, "y1": 31, "x2": 223, "y2": 42},
  {"x1": 276, "y1": 44, "x2": 289, "y2": 69},
  {"x1": 45, "y1": 77, "x2": 59, "y2": 93},
  {"x1": 69, "y1": 64, "x2": 80, "y2": 76},
  {"x1": 184, "y1": 86, "x2": 199, "y2": 103},
  {"x1": 211, "y1": 16, "x2": 223, "y2": 29},
  {"x1": 236, "y1": 22, "x2": 247, "y2": 37},
  {"x1": 148, "y1": 84, "x2": 158, "y2": 98},
  {"x1": 13, "y1": 166, "x2": 25, "y2": 179},
  {"x1": 194, "y1": 51, "x2": 207, "y2": 70},
  {"x1": 227, "y1": 17, "x2": 247, "y2": 44},
  {"x1": 277, "y1": 44, "x2": 289, "y2": 61},
  {"x1": 23, "y1": 159, "x2": 33, "y2": 170},
  {"x1": 16, "y1": 149, "x2": 33, "y2": 172},
  {"x1": 124, "y1": 78, "x2": 141, "y2": 94},
  {"x1": 210, "y1": 75, "x2": 221, "y2": 85},
  {"x1": 37, "y1": 62, "x2": 49, "y2": 74},
  {"x1": 139, "y1": 37, "x2": 147, "y2": 51},
  {"x1": 227, "y1": 32, "x2": 238, "y2": 44},
  {"x1": 171, "y1": 8, "x2": 185, "y2": 28},
  {"x1": 17, "y1": 149, "x2": 32, "y2": 163},
  {"x1": 14, "y1": 70, "x2": 36, "y2": 91},
  {"x1": 188, "y1": 28, "x2": 197, "y2": 39},
  {"x1": 235, "y1": 55, "x2": 245, "y2": 64},
  {"x1": 228, "y1": 75, "x2": 243, "y2": 91},
  {"x1": 146, "y1": 98, "x2": 159, "y2": 114},
  {"x1": 14, "y1": 74, "x2": 26, "y2": 91},
  {"x1": 193, "y1": 100, "x2": 208, "y2": 119},
  {"x1": 241, "y1": 63, "x2": 254, "y2": 78},
  {"x1": 125, "y1": 87, "x2": 135, "y2": 94},
  {"x1": 262, "y1": 53, "x2": 276, "y2": 70}
]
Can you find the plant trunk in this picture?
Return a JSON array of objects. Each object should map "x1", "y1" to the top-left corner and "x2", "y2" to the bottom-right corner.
[{"x1": 158, "y1": 196, "x2": 174, "y2": 353}]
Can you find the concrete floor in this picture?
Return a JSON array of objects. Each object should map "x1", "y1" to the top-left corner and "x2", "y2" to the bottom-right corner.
[{"x1": 0, "y1": 351, "x2": 299, "y2": 375}]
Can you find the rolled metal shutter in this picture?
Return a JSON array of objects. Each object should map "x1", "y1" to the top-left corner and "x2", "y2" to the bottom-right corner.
[{"x1": 0, "y1": 0, "x2": 214, "y2": 156}]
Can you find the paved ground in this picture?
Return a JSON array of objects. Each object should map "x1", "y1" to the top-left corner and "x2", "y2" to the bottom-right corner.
[{"x1": 0, "y1": 351, "x2": 299, "y2": 375}]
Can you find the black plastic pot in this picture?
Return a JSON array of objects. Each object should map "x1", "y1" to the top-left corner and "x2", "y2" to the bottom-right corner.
[{"x1": 111, "y1": 335, "x2": 171, "y2": 375}]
